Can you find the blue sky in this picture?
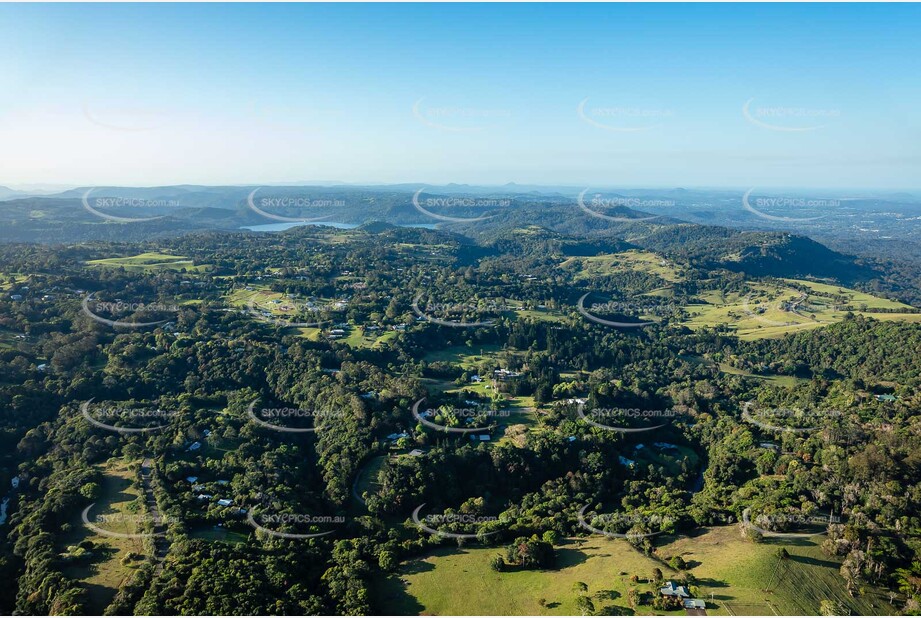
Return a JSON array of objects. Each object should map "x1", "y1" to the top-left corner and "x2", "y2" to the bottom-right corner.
[{"x1": 1, "y1": 3, "x2": 919, "y2": 189}]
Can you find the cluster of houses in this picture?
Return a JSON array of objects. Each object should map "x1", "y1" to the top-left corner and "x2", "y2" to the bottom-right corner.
[
  {"x1": 187, "y1": 476, "x2": 246, "y2": 515},
  {"x1": 469, "y1": 368, "x2": 523, "y2": 386}
]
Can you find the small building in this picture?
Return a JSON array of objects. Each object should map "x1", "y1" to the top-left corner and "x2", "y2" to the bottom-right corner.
[
  {"x1": 196, "y1": 493, "x2": 213, "y2": 500},
  {"x1": 408, "y1": 449, "x2": 425, "y2": 457},
  {"x1": 660, "y1": 582, "x2": 690, "y2": 599},
  {"x1": 187, "y1": 441, "x2": 202, "y2": 452},
  {"x1": 186, "y1": 476, "x2": 199, "y2": 483},
  {"x1": 619, "y1": 456, "x2": 636, "y2": 468},
  {"x1": 876, "y1": 394, "x2": 897, "y2": 402},
  {"x1": 684, "y1": 599, "x2": 706, "y2": 610}
]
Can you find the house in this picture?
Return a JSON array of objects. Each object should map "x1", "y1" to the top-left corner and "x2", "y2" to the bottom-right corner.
[
  {"x1": 386, "y1": 432, "x2": 409, "y2": 441},
  {"x1": 659, "y1": 582, "x2": 690, "y2": 599},
  {"x1": 36, "y1": 364, "x2": 48, "y2": 372},
  {"x1": 408, "y1": 449, "x2": 425, "y2": 457},
  {"x1": 9, "y1": 295, "x2": 22, "y2": 301},
  {"x1": 470, "y1": 375, "x2": 483, "y2": 383},
  {"x1": 567, "y1": 436, "x2": 577, "y2": 442},
  {"x1": 876, "y1": 394, "x2": 897, "y2": 402},
  {"x1": 217, "y1": 499, "x2": 233, "y2": 507},
  {"x1": 187, "y1": 441, "x2": 202, "y2": 452},
  {"x1": 196, "y1": 494, "x2": 213, "y2": 500},
  {"x1": 186, "y1": 476, "x2": 199, "y2": 483}
]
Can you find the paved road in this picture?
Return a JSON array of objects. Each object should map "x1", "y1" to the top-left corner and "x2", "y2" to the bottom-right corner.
[{"x1": 140, "y1": 458, "x2": 169, "y2": 570}]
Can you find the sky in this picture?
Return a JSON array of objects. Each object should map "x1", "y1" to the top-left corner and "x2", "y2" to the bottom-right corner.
[{"x1": 1, "y1": 3, "x2": 919, "y2": 190}]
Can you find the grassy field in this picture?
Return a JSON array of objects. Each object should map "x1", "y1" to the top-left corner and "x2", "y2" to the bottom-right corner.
[
  {"x1": 353, "y1": 454, "x2": 389, "y2": 505},
  {"x1": 681, "y1": 280, "x2": 921, "y2": 340},
  {"x1": 60, "y1": 459, "x2": 147, "y2": 614},
  {"x1": 87, "y1": 252, "x2": 208, "y2": 272},
  {"x1": 560, "y1": 250, "x2": 685, "y2": 284},
  {"x1": 422, "y1": 344, "x2": 506, "y2": 368},
  {"x1": 374, "y1": 527, "x2": 894, "y2": 616},
  {"x1": 227, "y1": 287, "x2": 347, "y2": 333},
  {"x1": 718, "y1": 363, "x2": 805, "y2": 388}
]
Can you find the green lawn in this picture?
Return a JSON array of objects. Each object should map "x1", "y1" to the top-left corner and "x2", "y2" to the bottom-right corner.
[
  {"x1": 60, "y1": 459, "x2": 147, "y2": 614},
  {"x1": 422, "y1": 344, "x2": 506, "y2": 368},
  {"x1": 87, "y1": 252, "x2": 207, "y2": 272},
  {"x1": 560, "y1": 250, "x2": 685, "y2": 284},
  {"x1": 680, "y1": 280, "x2": 921, "y2": 340},
  {"x1": 374, "y1": 527, "x2": 895, "y2": 616}
]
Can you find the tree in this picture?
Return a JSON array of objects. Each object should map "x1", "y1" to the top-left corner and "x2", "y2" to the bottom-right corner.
[
  {"x1": 490, "y1": 555, "x2": 505, "y2": 572},
  {"x1": 575, "y1": 595, "x2": 595, "y2": 616}
]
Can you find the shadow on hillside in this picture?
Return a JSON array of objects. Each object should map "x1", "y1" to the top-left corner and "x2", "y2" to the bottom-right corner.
[{"x1": 788, "y1": 553, "x2": 839, "y2": 569}]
